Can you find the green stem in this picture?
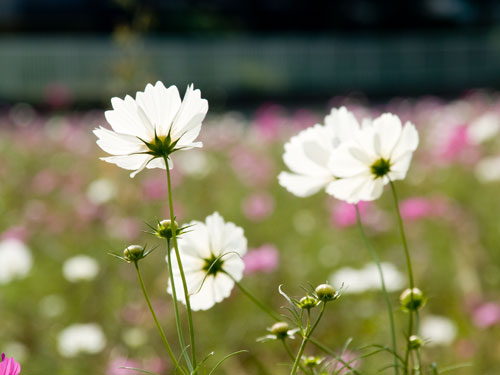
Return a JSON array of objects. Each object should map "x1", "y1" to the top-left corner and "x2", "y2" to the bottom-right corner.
[
  {"x1": 291, "y1": 304, "x2": 326, "y2": 375},
  {"x1": 134, "y1": 262, "x2": 183, "y2": 374},
  {"x1": 282, "y1": 341, "x2": 310, "y2": 375},
  {"x1": 165, "y1": 156, "x2": 197, "y2": 369},
  {"x1": 233, "y1": 278, "x2": 282, "y2": 321},
  {"x1": 166, "y1": 239, "x2": 193, "y2": 372},
  {"x1": 355, "y1": 204, "x2": 399, "y2": 375},
  {"x1": 389, "y1": 180, "x2": 417, "y2": 375}
]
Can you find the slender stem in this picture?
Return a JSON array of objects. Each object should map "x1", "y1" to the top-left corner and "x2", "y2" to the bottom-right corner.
[
  {"x1": 166, "y1": 239, "x2": 193, "y2": 372},
  {"x1": 389, "y1": 180, "x2": 415, "y2": 289},
  {"x1": 165, "y1": 157, "x2": 197, "y2": 368},
  {"x1": 282, "y1": 341, "x2": 310, "y2": 375},
  {"x1": 389, "y1": 180, "x2": 417, "y2": 375},
  {"x1": 134, "y1": 262, "x2": 183, "y2": 373},
  {"x1": 233, "y1": 278, "x2": 282, "y2": 321},
  {"x1": 355, "y1": 204, "x2": 399, "y2": 375},
  {"x1": 291, "y1": 304, "x2": 326, "y2": 375}
]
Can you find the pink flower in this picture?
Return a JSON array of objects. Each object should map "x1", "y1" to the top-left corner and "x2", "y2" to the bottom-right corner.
[
  {"x1": 253, "y1": 103, "x2": 285, "y2": 141},
  {"x1": 331, "y1": 201, "x2": 370, "y2": 228},
  {"x1": 472, "y1": 302, "x2": 500, "y2": 329},
  {"x1": 230, "y1": 148, "x2": 274, "y2": 187},
  {"x1": 400, "y1": 197, "x2": 449, "y2": 221},
  {"x1": 142, "y1": 175, "x2": 167, "y2": 200},
  {"x1": 330, "y1": 351, "x2": 360, "y2": 375},
  {"x1": 243, "y1": 244, "x2": 279, "y2": 274},
  {"x1": 0, "y1": 353, "x2": 21, "y2": 375},
  {"x1": 242, "y1": 193, "x2": 275, "y2": 221},
  {"x1": 107, "y1": 357, "x2": 141, "y2": 375}
]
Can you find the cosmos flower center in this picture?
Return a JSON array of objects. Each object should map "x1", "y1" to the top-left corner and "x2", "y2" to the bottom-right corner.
[
  {"x1": 203, "y1": 254, "x2": 224, "y2": 275},
  {"x1": 370, "y1": 158, "x2": 391, "y2": 178},
  {"x1": 139, "y1": 131, "x2": 179, "y2": 158}
]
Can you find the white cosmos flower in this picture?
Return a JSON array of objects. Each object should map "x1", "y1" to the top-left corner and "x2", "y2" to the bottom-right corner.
[
  {"x1": 420, "y1": 315, "x2": 457, "y2": 346},
  {"x1": 62, "y1": 255, "x2": 100, "y2": 282},
  {"x1": 327, "y1": 113, "x2": 419, "y2": 203},
  {"x1": 167, "y1": 212, "x2": 247, "y2": 311},
  {"x1": 94, "y1": 81, "x2": 208, "y2": 178},
  {"x1": 0, "y1": 238, "x2": 33, "y2": 284},
  {"x1": 278, "y1": 107, "x2": 360, "y2": 197}
]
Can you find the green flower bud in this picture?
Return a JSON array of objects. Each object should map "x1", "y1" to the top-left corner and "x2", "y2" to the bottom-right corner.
[
  {"x1": 408, "y1": 335, "x2": 422, "y2": 350},
  {"x1": 270, "y1": 322, "x2": 290, "y2": 339},
  {"x1": 302, "y1": 356, "x2": 323, "y2": 368},
  {"x1": 400, "y1": 288, "x2": 426, "y2": 311},
  {"x1": 156, "y1": 219, "x2": 178, "y2": 240},
  {"x1": 315, "y1": 284, "x2": 336, "y2": 301},
  {"x1": 123, "y1": 245, "x2": 145, "y2": 263},
  {"x1": 298, "y1": 295, "x2": 319, "y2": 309}
]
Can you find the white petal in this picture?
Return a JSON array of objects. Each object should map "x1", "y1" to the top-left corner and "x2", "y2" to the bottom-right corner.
[
  {"x1": 371, "y1": 113, "x2": 403, "y2": 158},
  {"x1": 278, "y1": 171, "x2": 332, "y2": 197},
  {"x1": 221, "y1": 222, "x2": 247, "y2": 256},
  {"x1": 170, "y1": 84, "x2": 208, "y2": 142},
  {"x1": 328, "y1": 145, "x2": 370, "y2": 178},
  {"x1": 324, "y1": 106, "x2": 361, "y2": 143},
  {"x1": 136, "y1": 82, "x2": 182, "y2": 137},
  {"x1": 212, "y1": 273, "x2": 235, "y2": 303},
  {"x1": 326, "y1": 173, "x2": 378, "y2": 203},
  {"x1": 106, "y1": 95, "x2": 153, "y2": 139},
  {"x1": 388, "y1": 152, "x2": 413, "y2": 181},
  {"x1": 93, "y1": 127, "x2": 146, "y2": 155},
  {"x1": 100, "y1": 154, "x2": 151, "y2": 173},
  {"x1": 222, "y1": 255, "x2": 245, "y2": 281},
  {"x1": 205, "y1": 212, "x2": 226, "y2": 255},
  {"x1": 177, "y1": 222, "x2": 212, "y2": 259},
  {"x1": 391, "y1": 122, "x2": 419, "y2": 161}
]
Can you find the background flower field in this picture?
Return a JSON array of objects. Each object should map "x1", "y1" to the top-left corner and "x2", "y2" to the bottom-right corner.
[{"x1": 1, "y1": 92, "x2": 500, "y2": 374}]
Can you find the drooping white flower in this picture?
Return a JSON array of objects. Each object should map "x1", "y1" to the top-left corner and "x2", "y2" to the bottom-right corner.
[
  {"x1": 57, "y1": 323, "x2": 106, "y2": 357},
  {"x1": 0, "y1": 239, "x2": 33, "y2": 284},
  {"x1": 62, "y1": 255, "x2": 100, "y2": 282},
  {"x1": 329, "y1": 262, "x2": 404, "y2": 294},
  {"x1": 327, "y1": 113, "x2": 419, "y2": 203},
  {"x1": 94, "y1": 81, "x2": 208, "y2": 177},
  {"x1": 278, "y1": 107, "x2": 360, "y2": 197},
  {"x1": 420, "y1": 315, "x2": 457, "y2": 346},
  {"x1": 167, "y1": 212, "x2": 247, "y2": 311}
]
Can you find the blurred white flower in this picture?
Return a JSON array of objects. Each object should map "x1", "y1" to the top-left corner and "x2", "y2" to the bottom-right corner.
[
  {"x1": 167, "y1": 212, "x2": 247, "y2": 311},
  {"x1": 420, "y1": 315, "x2": 457, "y2": 346},
  {"x1": 122, "y1": 327, "x2": 148, "y2": 348},
  {"x1": 474, "y1": 156, "x2": 500, "y2": 182},
  {"x1": 62, "y1": 255, "x2": 99, "y2": 282},
  {"x1": 328, "y1": 113, "x2": 419, "y2": 203},
  {"x1": 330, "y1": 262, "x2": 404, "y2": 294},
  {"x1": 0, "y1": 239, "x2": 33, "y2": 284},
  {"x1": 86, "y1": 178, "x2": 117, "y2": 204},
  {"x1": 57, "y1": 323, "x2": 106, "y2": 357},
  {"x1": 278, "y1": 107, "x2": 359, "y2": 197},
  {"x1": 94, "y1": 81, "x2": 208, "y2": 177},
  {"x1": 467, "y1": 112, "x2": 500, "y2": 144},
  {"x1": 39, "y1": 294, "x2": 66, "y2": 318},
  {"x1": 175, "y1": 149, "x2": 211, "y2": 178}
]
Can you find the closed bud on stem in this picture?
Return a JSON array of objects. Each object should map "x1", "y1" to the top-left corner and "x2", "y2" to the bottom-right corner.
[
  {"x1": 156, "y1": 219, "x2": 178, "y2": 240},
  {"x1": 400, "y1": 287, "x2": 426, "y2": 311},
  {"x1": 298, "y1": 295, "x2": 319, "y2": 310},
  {"x1": 302, "y1": 356, "x2": 323, "y2": 368},
  {"x1": 315, "y1": 284, "x2": 337, "y2": 301},
  {"x1": 408, "y1": 335, "x2": 422, "y2": 350},
  {"x1": 270, "y1": 322, "x2": 290, "y2": 339},
  {"x1": 123, "y1": 245, "x2": 145, "y2": 263}
]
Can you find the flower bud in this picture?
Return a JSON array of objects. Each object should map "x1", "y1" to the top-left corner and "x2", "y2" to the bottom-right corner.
[
  {"x1": 298, "y1": 295, "x2": 318, "y2": 309},
  {"x1": 123, "y1": 245, "x2": 145, "y2": 263},
  {"x1": 270, "y1": 322, "x2": 290, "y2": 339},
  {"x1": 315, "y1": 284, "x2": 336, "y2": 301},
  {"x1": 156, "y1": 219, "x2": 178, "y2": 240},
  {"x1": 400, "y1": 288, "x2": 426, "y2": 311},
  {"x1": 408, "y1": 335, "x2": 422, "y2": 349},
  {"x1": 302, "y1": 356, "x2": 323, "y2": 368}
]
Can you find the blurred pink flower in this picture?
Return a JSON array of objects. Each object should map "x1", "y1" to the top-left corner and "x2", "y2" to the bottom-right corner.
[
  {"x1": 330, "y1": 351, "x2": 359, "y2": 375},
  {"x1": 230, "y1": 148, "x2": 274, "y2": 187},
  {"x1": 472, "y1": 302, "x2": 500, "y2": 328},
  {"x1": 32, "y1": 170, "x2": 58, "y2": 194},
  {"x1": 106, "y1": 217, "x2": 140, "y2": 241},
  {"x1": 400, "y1": 197, "x2": 448, "y2": 221},
  {"x1": 254, "y1": 103, "x2": 285, "y2": 141},
  {"x1": 331, "y1": 201, "x2": 370, "y2": 228},
  {"x1": 142, "y1": 175, "x2": 167, "y2": 200},
  {"x1": 243, "y1": 244, "x2": 279, "y2": 274},
  {"x1": 107, "y1": 357, "x2": 141, "y2": 375},
  {"x1": 0, "y1": 353, "x2": 20, "y2": 375},
  {"x1": 242, "y1": 193, "x2": 275, "y2": 221},
  {"x1": 1, "y1": 227, "x2": 28, "y2": 242},
  {"x1": 44, "y1": 83, "x2": 72, "y2": 108}
]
